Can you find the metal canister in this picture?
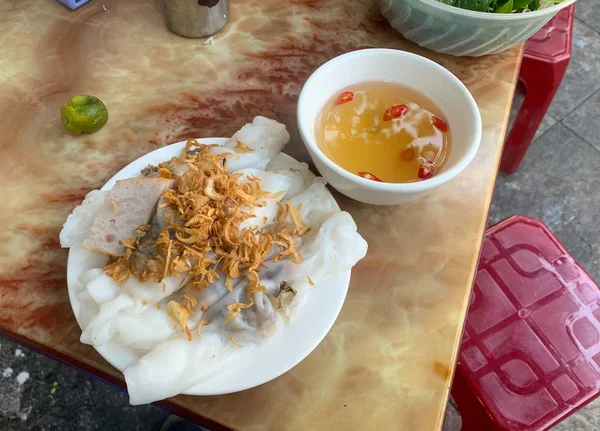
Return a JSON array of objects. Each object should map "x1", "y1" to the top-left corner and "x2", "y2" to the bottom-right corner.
[{"x1": 164, "y1": 0, "x2": 229, "y2": 39}]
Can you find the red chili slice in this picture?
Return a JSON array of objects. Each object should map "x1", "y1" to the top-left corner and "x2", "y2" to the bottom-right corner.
[
  {"x1": 383, "y1": 104, "x2": 408, "y2": 121},
  {"x1": 431, "y1": 115, "x2": 448, "y2": 132},
  {"x1": 358, "y1": 172, "x2": 383, "y2": 182},
  {"x1": 336, "y1": 91, "x2": 354, "y2": 105},
  {"x1": 417, "y1": 161, "x2": 435, "y2": 180}
]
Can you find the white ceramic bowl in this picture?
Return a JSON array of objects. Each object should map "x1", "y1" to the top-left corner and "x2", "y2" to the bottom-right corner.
[
  {"x1": 379, "y1": 0, "x2": 577, "y2": 57},
  {"x1": 297, "y1": 48, "x2": 482, "y2": 206}
]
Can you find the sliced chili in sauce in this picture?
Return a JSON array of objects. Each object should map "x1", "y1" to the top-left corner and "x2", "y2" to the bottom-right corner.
[
  {"x1": 431, "y1": 115, "x2": 448, "y2": 132},
  {"x1": 336, "y1": 91, "x2": 354, "y2": 105},
  {"x1": 417, "y1": 161, "x2": 434, "y2": 180},
  {"x1": 383, "y1": 104, "x2": 408, "y2": 121},
  {"x1": 358, "y1": 172, "x2": 383, "y2": 182}
]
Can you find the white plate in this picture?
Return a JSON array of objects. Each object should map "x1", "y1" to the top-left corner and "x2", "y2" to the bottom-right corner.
[{"x1": 67, "y1": 138, "x2": 351, "y2": 396}]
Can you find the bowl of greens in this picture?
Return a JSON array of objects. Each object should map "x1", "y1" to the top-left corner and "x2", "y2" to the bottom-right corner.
[{"x1": 379, "y1": 0, "x2": 577, "y2": 57}]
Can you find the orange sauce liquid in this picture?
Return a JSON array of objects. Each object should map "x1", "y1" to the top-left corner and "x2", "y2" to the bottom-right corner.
[{"x1": 316, "y1": 81, "x2": 451, "y2": 183}]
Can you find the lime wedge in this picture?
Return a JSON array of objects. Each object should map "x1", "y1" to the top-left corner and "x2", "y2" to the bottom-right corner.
[{"x1": 61, "y1": 95, "x2": 108, "y2": 134}]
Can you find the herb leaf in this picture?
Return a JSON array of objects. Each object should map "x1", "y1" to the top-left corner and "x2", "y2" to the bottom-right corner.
[
  {"x1": 514, "y1": 0, "x2": 533, "y2": 9},
  {"x1": 454, "y1": 0, "x2": 491, "y2": 12},
  {"x1": 495, "y1": 0, "x2": 514, "y2": 13},
  {"x1": 528, "y1": 0, "x2": 541, "y2": 10}
]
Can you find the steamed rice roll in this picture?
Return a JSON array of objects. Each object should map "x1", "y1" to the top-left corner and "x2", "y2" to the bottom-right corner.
[{"x1": 59, "y1": 116, "x2": 368, "y2": 405}]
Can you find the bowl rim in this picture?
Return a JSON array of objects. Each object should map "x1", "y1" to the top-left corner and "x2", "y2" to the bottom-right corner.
[
  {"x1": 297, "y1": 48, "x2": 482, "y2": 193},
  {"x1": 412, "y1": 0, "x2": 577, "y2": 20}
]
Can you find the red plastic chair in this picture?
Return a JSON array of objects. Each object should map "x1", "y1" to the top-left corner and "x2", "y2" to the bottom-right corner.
[
  {"x1": 451, "y1": 215, "x2": 600, "y2": 431},
  {"x1": 500, "y1": 5, "x2": 575, "y2": 174}
]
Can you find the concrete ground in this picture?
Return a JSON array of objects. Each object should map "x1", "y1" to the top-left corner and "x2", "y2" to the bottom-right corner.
[{"x1": 2, "y1": 2, "x2": 600, "y2": 430}]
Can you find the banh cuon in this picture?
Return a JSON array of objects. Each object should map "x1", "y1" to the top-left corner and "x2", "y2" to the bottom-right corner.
[{"x1": 60, "y1": 117, "x2": 367, "y2": 405}]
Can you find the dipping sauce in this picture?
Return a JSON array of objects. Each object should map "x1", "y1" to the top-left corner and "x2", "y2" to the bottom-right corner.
[{"x1": 316, "y1": 81, "x2": 451, "y2": 183}]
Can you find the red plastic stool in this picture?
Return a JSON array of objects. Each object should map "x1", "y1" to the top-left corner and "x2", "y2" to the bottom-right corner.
[
  {"x1": 500, "y1": 5, "x2": 575, "y2": 174},
  {"x1": 452, "y1": 215, "x2": 600, "y2": 431}
]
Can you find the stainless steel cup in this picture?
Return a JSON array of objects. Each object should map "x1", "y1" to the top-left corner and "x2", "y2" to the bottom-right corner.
[{"x1": 164, "y1": 0, "x2": 229, "y2": 38}]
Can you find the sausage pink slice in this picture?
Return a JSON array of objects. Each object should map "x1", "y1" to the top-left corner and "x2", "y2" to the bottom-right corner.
[{"x1": 81, "y1": 178, "x2": 174, "y2": 256}]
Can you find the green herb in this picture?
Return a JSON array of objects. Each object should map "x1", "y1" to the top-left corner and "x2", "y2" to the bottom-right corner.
[
  {"x1": 439, "y1": 0, "x2": 561, "y2": 13},
  {"x1": 454, "y1": 0, "x2": 490, "y2": 12},
  {"x1": 514, "y1": 0, "x2": 533, "y2": 8},
  {"x1": 529, "y1": 0, "x2": 541, "y2": 11},
  {"x1": 495, "y1": 0, "x2": 514, "y2": 13}
]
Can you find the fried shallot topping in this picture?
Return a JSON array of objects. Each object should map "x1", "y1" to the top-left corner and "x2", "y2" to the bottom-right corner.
[{"x1": 104, "y1": 140, "x2": 309, "y2": 336}]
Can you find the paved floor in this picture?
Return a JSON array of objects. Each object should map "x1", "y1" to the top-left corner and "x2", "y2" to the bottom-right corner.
[{"x1": 2, "y1": 2, "x2": 600, "y2": 431}]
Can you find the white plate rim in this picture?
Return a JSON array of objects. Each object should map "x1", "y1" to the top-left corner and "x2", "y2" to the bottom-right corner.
[{"x1": 66, "y1": 138, "x2": 352, "y2": 396}]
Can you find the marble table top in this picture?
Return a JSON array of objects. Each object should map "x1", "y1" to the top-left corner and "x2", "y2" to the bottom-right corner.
[{"x1": 0, "y1": 0, "x2": 521, "y2": 429}]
